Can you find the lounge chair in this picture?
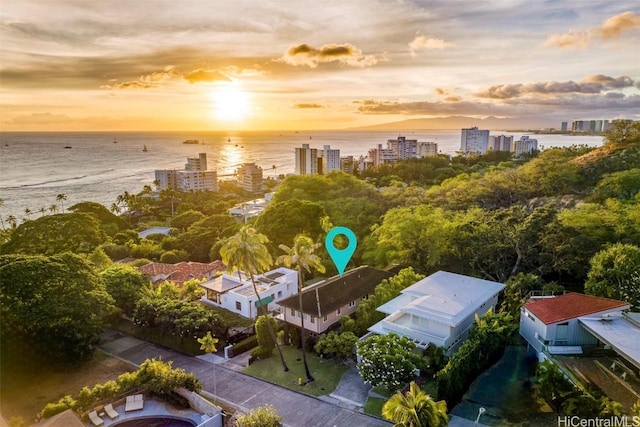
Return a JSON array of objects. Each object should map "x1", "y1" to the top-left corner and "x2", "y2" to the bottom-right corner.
[
  {"x1": 88, "y1": 410, "x2": 104, "y2": 426},
  {"x1": 104, "y1": 403, "x2": 119, "y2": 419},
  {"x1": 125, "y1": 394, "x2": 144, "y2": 412}
]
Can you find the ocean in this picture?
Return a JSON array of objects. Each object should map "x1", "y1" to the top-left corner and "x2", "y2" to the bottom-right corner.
[{"x1": 0, "y1": 130, "x2": 605, "y2": 222}]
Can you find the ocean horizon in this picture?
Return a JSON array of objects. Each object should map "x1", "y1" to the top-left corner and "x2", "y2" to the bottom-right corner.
[{"x1": 0, "y1": 129, "x2": 605, "y2": 222}]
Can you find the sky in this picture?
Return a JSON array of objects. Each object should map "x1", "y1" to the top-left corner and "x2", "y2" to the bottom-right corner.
[{"x1": 1, "y1": 0, "x2": 639, "y2": 131}]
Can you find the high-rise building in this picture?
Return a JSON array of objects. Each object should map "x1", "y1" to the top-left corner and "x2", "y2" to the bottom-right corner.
[
  {"x1": 155, "y1": 153, "x2": 218, "y2": 192},
  {"x1": 236, "y1": 163, "x2": 263, "y2": 193},
  {"x1": 319, "y1": 145, "x2": 341, "y2": 174},
  {"x1": 417, "y1": 141, "x2": 438, "y2": 157},
  {"x1": 513, "y1": 136, "x2": 538, "y2": 156},
  {"x1": 461, "y1": 127, "x2": 490, "y2": 154},
  {"x1": 488, "y1": 135, "x2": 513, "y2": 152},
  {"x1": 368, "y1": 143, "x2": 398, "y2": 167},
  {"x1": 387, "y1": 136, "x2": 418, "y2": 160},
  {"x1": 294, "y1": 143, "x2": 318, "y2": 175},
  {"x1": 561, "y1": 122, "x2": 568, "y2": 132},
  {"x1": 340, "y1": 156, "x2": 355, "y2": 174}
]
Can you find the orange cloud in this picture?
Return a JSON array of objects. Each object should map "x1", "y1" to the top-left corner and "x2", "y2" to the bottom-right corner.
[
  {"x1": 280, "y1": 43, "x2": 384, "y2": 68},
  {"x1": 102, "y1": 66, "x2": 178, "y2": 90},
  {"x1": 183, "y1": 69, "x2": 231, "y2": 83},
  {"x1": 409, "y1": 34, "x2": 453, "y2": 57},
  {"x1": 293, "y1": 103, "x2": 324, "y2": 109},
  {"x1": 544, "y1": 11, "x2": 640, "y2": 49}
]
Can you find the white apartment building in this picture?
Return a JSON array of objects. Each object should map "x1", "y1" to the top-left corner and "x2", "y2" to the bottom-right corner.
[
  {"x1": 294, "y1": 144, "x2": 319, "y2": 175},
  {"x1": 513, "y1": 136, "x2": 538, "y2": 156},
  {"x1": 388, "y1": 136, "x2": 418, "y2": 160},
  {"x1": 200, "y1": 267, "x2": 298, "y2": 319},
  {"x1": 418, "y1": 141, "x2": 438, "y2": 157},
  {"x1": 461, "y1": 127, "x2": 490, "y2": 154},
  {"x1": 155, "y1": 153, "x2": 218, "y2": 192},
  {"x1": 319, "y1": 145, "x2": 341, "y2": 174},
  {"x1": 340, "y1": 156, "x2": 355, "y2": 174},
  {"x1": 236, "y1": 163, "x2": 263, "y2": 193},
  {"x1": 368, "y1": 144, "x2": 398, "y2": 167},
  {"x1": 488, "y1": 135, "x2": 513, "y2": 152}
]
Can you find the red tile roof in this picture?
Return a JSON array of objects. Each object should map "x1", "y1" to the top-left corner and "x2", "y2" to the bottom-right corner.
[
  {"x1": 524, "y1": 292, "x2": 629, "y2": 325},
  {"x1": 138, "y1": 261, "x2": 225, "y2": 286}
]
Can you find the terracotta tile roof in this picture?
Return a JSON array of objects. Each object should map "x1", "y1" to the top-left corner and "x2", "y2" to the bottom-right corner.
[
  {"x1": 524, "y1": 292, "x2": 629, "y2": 325},
  {"x1": 138, "y1": 260, "x2": 225, "y2": 286},
  {"x1": 278, "y1": 266, "x2": 393, "y2": 315}
]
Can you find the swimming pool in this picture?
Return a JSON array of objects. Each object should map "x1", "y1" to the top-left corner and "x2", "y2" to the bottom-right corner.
[{"x1": 110, "y1": 415, "x2": 196, "y2": 427}]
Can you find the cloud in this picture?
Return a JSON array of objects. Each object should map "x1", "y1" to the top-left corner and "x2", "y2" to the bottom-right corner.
[
  {"x1": 356, "y1": 99, "x2": 509, "y2": 116},
  {"x1": 293, "y1": 103, "x2": 324, "y2": 109},
  {"x1": 475, "y1": 75, "x2": 636, "y2": 99},
  {"x1": 544, "y1": 11, "x2": 640, "y2": 49},
  {"x1": 183, "y1": 69, "x2": 231, "y2": 83},
  {"x1": 101, "y1": 66, "x2": 179, "y2": 90},
  {"x1": 279, "y1": 43, "x2": 385, "y2": 68},
  {"x1": 597, "y1": 11, "x2": 640, "y2": 39},
  {"x1": 408, "y1": 34, "x2": 453, "y2": 57}
]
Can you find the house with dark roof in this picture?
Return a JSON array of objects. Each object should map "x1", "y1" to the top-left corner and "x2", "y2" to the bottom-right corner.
[
  {"x1": 519, "y1": 292, "x2": 630, "y2": 357},
  {"x1": 277, "y1": 266, "x2": 394, "y2": 335},
  {"x1": 138, "y1": 261, "x2": 225, "y2": 287}
]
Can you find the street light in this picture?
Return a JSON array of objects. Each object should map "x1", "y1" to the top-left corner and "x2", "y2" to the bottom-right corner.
[{"x1": 474, "y1": 407, "x2": 486, "y2": 426}]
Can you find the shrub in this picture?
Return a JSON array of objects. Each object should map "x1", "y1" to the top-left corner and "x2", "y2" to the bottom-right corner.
[
  {"x1": 235, "y1": 404, "x2": 282, "y2": 427},
  {"x1": 230, "y1": 335, "x2": 259, "y2": 357},
  {"x1": 251, "y1": 346, "x2": 273, "y2": 360}
]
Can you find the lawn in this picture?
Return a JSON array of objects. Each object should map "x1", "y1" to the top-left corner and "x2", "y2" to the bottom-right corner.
[
  {"x1": 364, "y1": 396, "x2": 387, "y2": 417},
  {"x1": 243, "y1": 346, "x2": 349, "y2": 396},
  {"x1": 0, "y1": 350, "x2": 134, "y2": 425}
]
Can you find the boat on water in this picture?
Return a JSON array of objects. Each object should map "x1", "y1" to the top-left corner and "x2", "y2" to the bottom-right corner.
[
  {"x1": 64, "y1": 146, "x2": 72, "y2": 149},
  {"x1": 113, "y1": 137, "x2": 118, "y2": 143},
  {"x1": 142, "y1": 145, "x2": 148, "y2": 152},
  {"x1": 182, "y1": 139, "x2": 199, "y2": 144}
]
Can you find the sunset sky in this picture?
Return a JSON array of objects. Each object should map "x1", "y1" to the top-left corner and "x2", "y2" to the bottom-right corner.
[{"x1": 1, "y1": 0, "x2": 639, "y2": 131}]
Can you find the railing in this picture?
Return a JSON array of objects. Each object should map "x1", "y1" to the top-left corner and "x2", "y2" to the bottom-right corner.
[{"x1": 525, "y1": 290, "x2": 567, "y2": 300}]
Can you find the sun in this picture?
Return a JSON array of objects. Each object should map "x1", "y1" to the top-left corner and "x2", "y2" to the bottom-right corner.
[{"x1": 211, "y1": 82, "x2": 250, "y2": 122}]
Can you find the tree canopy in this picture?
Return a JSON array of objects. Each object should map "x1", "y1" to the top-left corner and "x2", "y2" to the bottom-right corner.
[{"x1": 0, "y1": 253, "x2": 115, "y2": 365}]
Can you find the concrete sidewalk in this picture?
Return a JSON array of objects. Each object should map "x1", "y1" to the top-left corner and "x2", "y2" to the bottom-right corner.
[{"x1": 99, "y1": 330, "x2": 390, "y2": 427}]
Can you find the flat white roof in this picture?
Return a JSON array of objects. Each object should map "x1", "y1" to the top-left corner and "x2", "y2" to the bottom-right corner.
[
  {"x1": 389, "y1": 271, "x2": 505, "y2": 326},
  {"x1": 579, "y1": 314, "x2": 640, "y2": 370}
]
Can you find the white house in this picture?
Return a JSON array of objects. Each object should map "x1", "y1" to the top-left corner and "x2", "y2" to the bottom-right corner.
[
  {"x1": 519, "y1": 292, "x2": 630, "y2": 357},
  {"x1": 200, "y1": 267, "x2": 297, "y2": 319},
  {"x1": 368, "y1": 271, "x2": 505, "y2": 355}
]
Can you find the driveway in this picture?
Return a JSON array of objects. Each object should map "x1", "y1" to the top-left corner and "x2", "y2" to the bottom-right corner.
[{"x1": 99, "y1": 330, "x2": 390, "y2": 427}]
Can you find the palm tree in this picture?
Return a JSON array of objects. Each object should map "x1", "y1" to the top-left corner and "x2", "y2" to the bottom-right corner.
[
  {"x1": 39, "y1": 207, "x2": 47, "y2": 217},
  {"x1": 110, "y1": 203, "x2": 121, "y2": 214},
  {"x1": 220, "y1": 226, "x2": 289, "y2": 372},
  {"x1": 56, "y1": 193, "x2": 67, "y2": 212},
  {"x1": 197, "y1": 331, "x2": 219, "y2": 403},
  {"x1": 382, "y1": 382, "x2": 448, "y2": 427},
  {"x1": 6, "y1": 215, "x2": 17, "y2": 229},
  {"x1": 24, "y1": 208, "x2": 32, "y2": 220},
  {"x1": 49, "y1": 204, "x2": 58, "y2": 214},
  {"x1": 277, "y1": 234, "x2": 325, "y2": 382}
]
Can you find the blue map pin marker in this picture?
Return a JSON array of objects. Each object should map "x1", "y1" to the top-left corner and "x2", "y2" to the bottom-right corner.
[{"x1": 325, "y1": 226, "x2": 357, "y2": 277}]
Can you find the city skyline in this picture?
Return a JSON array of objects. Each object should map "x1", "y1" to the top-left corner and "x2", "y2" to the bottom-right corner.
[{"x1": 1, "y1": 0, "x2": 639, "y2": 132}]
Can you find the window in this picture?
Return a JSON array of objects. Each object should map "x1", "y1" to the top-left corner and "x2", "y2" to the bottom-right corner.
[
  {"x1": 348, "y1": 300, "x2": 356, "y2": 307},
  {"x1": 362, "y1": 294, "x2": 369, "y2": 300},
  {"x1": 323, "y1": 315, "x2": 328, "y2": 322},
  {"x1": 277, "y1": 291, "x2": 282, "y2": 299},
  {"x1": 291, "y1": 308, "x2": 296, "y2": 316},
  {"x1": 310, "y1": 316, "x2": 315, "y2": 324},
  {"x1": 235, "y1": 301, "x2": 242, "y2": 311},
  {"x1": 336, "y1": 307, "x2": 341, "y2": 315}
]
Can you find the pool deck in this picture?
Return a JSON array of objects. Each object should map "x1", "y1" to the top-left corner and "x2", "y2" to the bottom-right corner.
[{"x1": 87, "y1": 398, "x2": 202, "y2": 427}]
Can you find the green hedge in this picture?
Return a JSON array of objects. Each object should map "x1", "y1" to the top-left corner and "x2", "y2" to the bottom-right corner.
[{"x1": 230, "y1": 335, "x2": 258, "y2": 357}]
